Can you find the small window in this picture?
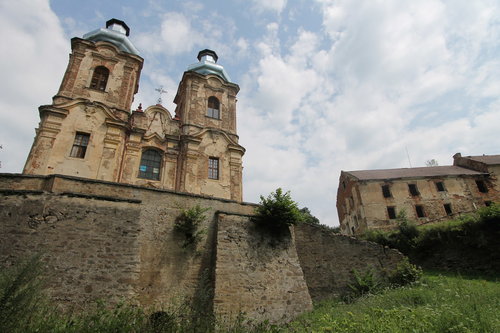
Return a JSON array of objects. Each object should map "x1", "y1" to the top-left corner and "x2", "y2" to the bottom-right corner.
[
  {"x1": 208, "y1": 157, "x2": 219, "y2": 180},
  {"x1": 342, "y1": 181, "x2": 346, "y2": 189},
  {"x1": 351, "y1": 227, "x2": 355, "y2": 235},
  {"x1": 349, "y1": 196, "x2": 354, "y2": 207},
  {"x1": 444, "y1": 204, "x2": 453, "y2": 215},
  {"x1": 382, "y1": 185, "x2": 391, "y2": 198},
  {"x1": 475, "y1": 180, "x2": 488, "y2": 193},
  {"x1": 387, "y1": 207, "x2": 397, "y2": 219},
  {"x1": 485, "y1": 201, "x2": 493, "y2": 207},
  {"x1": 138, "y1": 150, "x2": 161, "y2": 180},
  {"x1": 408, "y1": 184, "x2": 419, "y2": 196},
  {"x1": 415, "y1": 205, "x2": 426, "y2": 218},
  {"x1": 435, "y1": 181, "x2": 446, "y2": 192},
  {"x1": 207, "y1": 97, "x2": 220, "y2": 119},
  {"x1": 70, "y1": 133, "x2": 90, "y2": 158},
  {"x1": 90, "y1": 66, "x2": 109, "y2": 91}
]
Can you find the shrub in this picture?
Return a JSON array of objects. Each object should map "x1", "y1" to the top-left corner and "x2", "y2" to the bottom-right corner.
[
  {"x1": 0, "y1": 254, "x2": 47, "y2": 332},
  {"x1": 174, "y1": 204, "x2": 210, "y2": 252},
  {"x1": 388, "y1": 258, "x2": 423, "y2": 287},
  {"x1": 348, "y1": 266, "x2": 381, "y2": 298},
  {"x1": 253, "y1": 188, "x2": 304, "y2": 233}
]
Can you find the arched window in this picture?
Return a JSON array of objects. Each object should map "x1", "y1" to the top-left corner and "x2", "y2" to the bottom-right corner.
[
  {"x1": 90, "y1": 66, "x2": 109, "y2": 91},
  {"x1": 138, "y1": 150, "x2": 161, "y2": 180},
  {"x1": 207, "y1": 96, "x2": 220, "y2": 119}
]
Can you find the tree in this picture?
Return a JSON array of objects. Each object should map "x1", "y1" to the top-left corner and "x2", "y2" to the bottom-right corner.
[
  {"x1": 253, "y1": 188, "x2": 304, "y2": 232},
  {"x1": 425, "y1": 159, "x2": 438, "y2": 167},
  {"x1": 300, "y1": 207, "x2": 320, "y2": 225}
]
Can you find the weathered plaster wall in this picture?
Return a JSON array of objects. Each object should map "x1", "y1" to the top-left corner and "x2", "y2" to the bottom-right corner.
[
  {"x1": 214, "y1": 213, "x2": 313, "y2": 323},
  {"x1": 294, "y1": 223, "x2": 404, "y2": 302},
  {"x1": 0, "y1": 174, "x2": 404, "y2": 323}
]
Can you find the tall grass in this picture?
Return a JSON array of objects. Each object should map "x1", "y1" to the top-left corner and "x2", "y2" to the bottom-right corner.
[{"x1": 285, "y1": 272, "x2": 500, "y2": 332}]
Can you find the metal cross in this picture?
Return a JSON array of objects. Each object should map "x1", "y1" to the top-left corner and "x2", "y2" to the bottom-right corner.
[{"x1": 155, "y1": 85, "x2": 167, "y2": 105}]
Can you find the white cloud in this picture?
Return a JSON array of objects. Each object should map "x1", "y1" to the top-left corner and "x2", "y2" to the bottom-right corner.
[
  {"x1": 252, "y1": 0, "x2": 288, "y2": 14},
  {"x1": 0, "y1": 0, "x2": 69, "y2": 172}
]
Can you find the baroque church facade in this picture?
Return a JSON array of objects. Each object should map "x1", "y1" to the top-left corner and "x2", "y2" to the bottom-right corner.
[{"x1": 23, "y1": 19, "x2": 245, "y2": 202}]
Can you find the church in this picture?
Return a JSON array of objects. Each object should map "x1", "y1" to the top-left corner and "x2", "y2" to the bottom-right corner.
[{"x1": 23, "y1": 19, "x2": 245, "y2": 202}]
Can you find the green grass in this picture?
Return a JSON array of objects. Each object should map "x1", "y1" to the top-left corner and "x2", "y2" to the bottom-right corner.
[{"x1": 282, "y1": 271, "x2": 500, "y2": 333}]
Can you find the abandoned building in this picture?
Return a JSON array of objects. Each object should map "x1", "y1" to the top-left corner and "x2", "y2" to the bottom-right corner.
[
  {"x1": 337, "y1": 153, "x2": 500, "y2": 235},
  {"x1": 23, "y1": 18, "x2": 245, "y2": 202}
]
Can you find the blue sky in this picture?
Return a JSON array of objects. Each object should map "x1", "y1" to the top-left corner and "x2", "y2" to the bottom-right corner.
[{"x1": 1, "y1": 0, "x2": 499, "y2": 226}]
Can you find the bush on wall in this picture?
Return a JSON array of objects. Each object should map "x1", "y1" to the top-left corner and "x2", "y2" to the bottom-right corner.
[{"x1": 252, "y1": 188, "x2": 304, "y2": 234}]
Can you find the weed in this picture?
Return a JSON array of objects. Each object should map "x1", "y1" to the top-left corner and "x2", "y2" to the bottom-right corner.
[{"x1": 174, "y1": 204, "x2": 210, "y2": 252}]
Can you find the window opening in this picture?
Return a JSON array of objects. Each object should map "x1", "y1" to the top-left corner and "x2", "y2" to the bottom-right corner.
[
  {"x1": 349, "y1": 196, "x2": 354, "y2": 207},
  {"x1": 382, "y1": 185, "x2": 391, "y2": 198},
  {"x1": 353, "y1": 215, "x2": 359, "y2": 228},
  {"x1": 435, "y1": 181, "x2": 446, "y2": 192},
  {"x1": 351, "y1": 227, "x2": 355, "y2": 234},
  {"x1": 342, "y1": 181, "x2": 346, "y2": 189},
  {"x1": 70, "y1": 133, "x2": 90, "y2": 158},
  {"x1": 408, "y1": 184, "x2": 419, "y2": 196},
  {"x1": 208, "y1": 157, "x2": 219, "y2": 179},
  {"x1": 387, "y1": 207, "x2": 397, "y2": 219},
  {"x1": 138, "y1": 150, "x2": 161, "y2": 180},
  {"x1": 444, "y1": 204, "x2": 453, "y2": 215},
  {"x1": 485, "y1": 201, "x2": 492, "y2": 207},
  {"x1": 90, "y1": 66, "x2": 109, "y2": 91},
  {"x1": 415, "y1": 205, "x2": 425, "y2": 218},
  {"x1": 475, "y1": 180, "x2": 488, "y2": 193},
  {"x1": 207, "y1": 97, "x2": 220, "y2": 119}
]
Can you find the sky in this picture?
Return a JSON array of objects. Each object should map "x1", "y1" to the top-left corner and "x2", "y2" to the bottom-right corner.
[{"x1": 1, "y1": 0, "x2": 499, "y2": 226}]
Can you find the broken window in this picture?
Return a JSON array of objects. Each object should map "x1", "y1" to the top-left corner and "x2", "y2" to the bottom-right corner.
[
  {"x1": 138, "y1": 150, "x2": 161, "y2": 180},
  {"x1": 444, "y1": 204, "x2": 453, "y2": 215},
  {"x1": 207, "y1": 96, "x2": 220, "y2": 119},
  {"x1": 475, "y1": 180, "x2": 488, "y2": 193},
  {"x1": 415, "y1": 205, "x2": 426, "y2": 218},
  {"x1": 381, "y1": 185, "x2": 391, "y2": 198},
  {"x1": 387, "y1": 207, "x2": 397, "y2": 219},
  {"x1": 90, "y1": 66, "x2": 109, "y2": 91},
  {"x1": 70, "y1": 132, "x2": 90, "y2": 158},
  {"x1": 208, "y1": 157, "x2": 219, "y2": 180},
  {"x1": 408, "y1": 184, "x2": 419, "y2": 196},
  {"x1": 435, "y1": 181, "x2": 446, "y2": 192}
]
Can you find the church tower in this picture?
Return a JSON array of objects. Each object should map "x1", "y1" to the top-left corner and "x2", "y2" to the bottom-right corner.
[
  {"x1": 173, "y1": 50, "x2": 245, "y2": 201},
  {"x1": 23, "y1": 20, "x2": 245, "y2": 202},
  {"x1": 23, "y1": 19, "x2": 143, "y2": 181}
]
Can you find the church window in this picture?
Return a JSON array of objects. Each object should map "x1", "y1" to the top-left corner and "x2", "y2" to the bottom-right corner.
[
  {"x1": 70, "y1": 133, "x2": 90, "y2": 158},
  {"x1": 207, "y1": 97, "x2": 220, "y2": 119},
  {"x1": 208, "y1": 157, "x2": 219, "y2": 179},
  {"x1": 475, "y1": 180, "x2": 488, "y2": 193},
  {"x1": 138, "y1": 150, "x2": 161, "y2": 180},
  {"x1": 90, "y1": 66, "x2": 109, "y2": 91},
  {"x1": 381, "y1": 185, "x2": 391, "y2": 198}
]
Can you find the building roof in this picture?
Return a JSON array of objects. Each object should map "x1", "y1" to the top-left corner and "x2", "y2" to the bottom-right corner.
[
  {"x1": 345, "y1": 165, "x2": 486, "y2": 181},
  {"x1": 83, "y1": 19, "x2": 139, "y2": 55},
  {"x1": 462, "y1": 155, "x2": 500, "y2": 165},
  {"x1": 186, "y1": 49, "x2": 232, "y2": 82}
]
